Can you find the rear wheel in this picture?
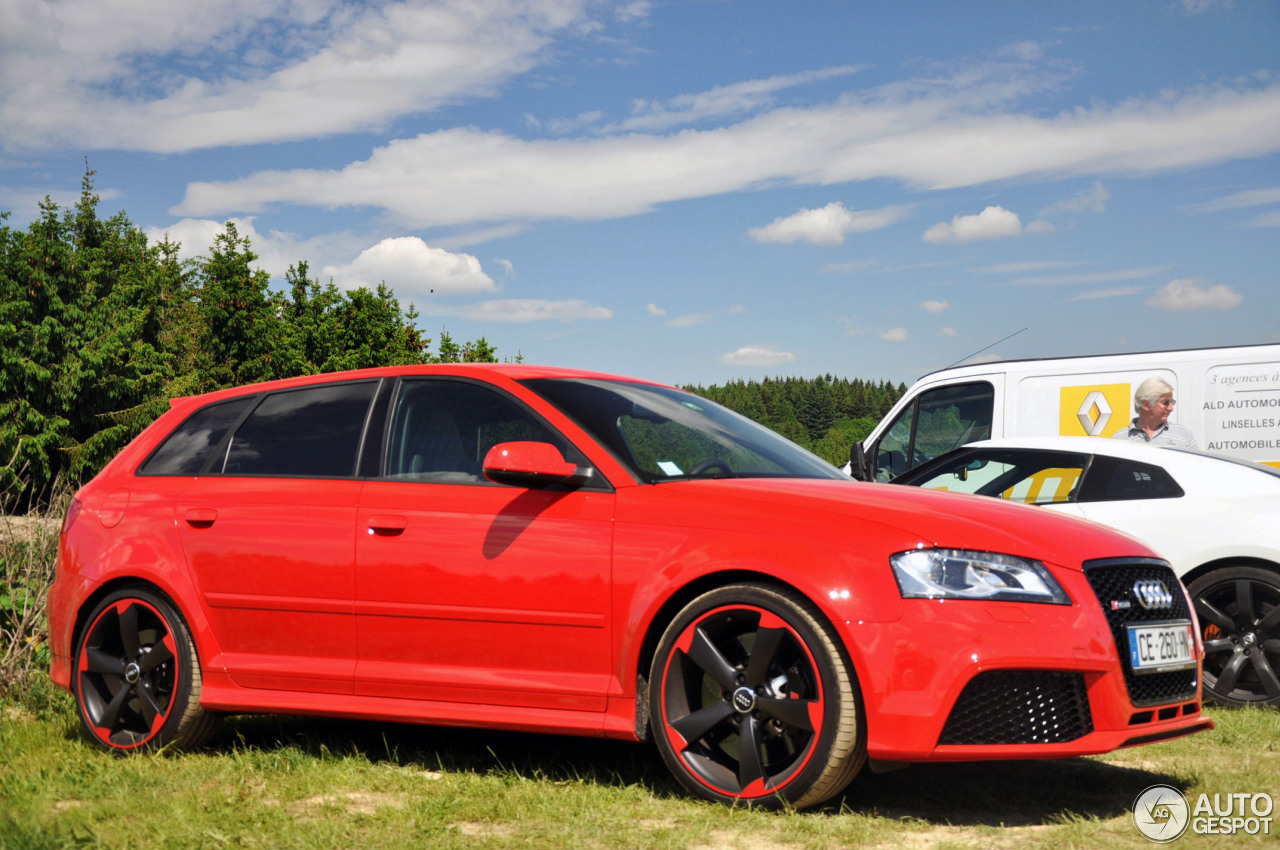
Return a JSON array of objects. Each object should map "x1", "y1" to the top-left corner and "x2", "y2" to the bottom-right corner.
[
  {"x1": 649, "y1": 583, "x2": 865, "y2": 809},
  {"x1": 1187, "y1": 566, "x2": 1280, "y2": 708},
  {"x1": 74, "y1": 587, "x2": 219, "y2": 751}
]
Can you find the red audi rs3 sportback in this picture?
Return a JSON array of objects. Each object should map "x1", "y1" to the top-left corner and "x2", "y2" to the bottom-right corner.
[{"x1": 48, "y1": 364, "x2": 1213, "y2": 809}]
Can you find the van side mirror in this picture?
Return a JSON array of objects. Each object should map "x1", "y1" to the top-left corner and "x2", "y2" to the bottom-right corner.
[
  {"x1": 483, "y1": 441, "x2": 581, "y2": 487},
  {"x1": 849, "y1": 442, "x2": 870, "y2": 481}
]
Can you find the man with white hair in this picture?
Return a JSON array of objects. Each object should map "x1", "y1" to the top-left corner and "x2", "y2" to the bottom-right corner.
[{"x1": 1112, "y1": 376, "x2": 1198, "y2": 447}]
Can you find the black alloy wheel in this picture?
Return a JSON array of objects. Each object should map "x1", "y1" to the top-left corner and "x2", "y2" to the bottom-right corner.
[
  {"x1": 74, "y1": 587, "x2": 218, "y2": 751},
  {"x1": 1188, "y1": 566, "x2": 1280, "y2": 708},
  {"x1": 649, "y1": 583, "x2": 865, "y2": 809}
]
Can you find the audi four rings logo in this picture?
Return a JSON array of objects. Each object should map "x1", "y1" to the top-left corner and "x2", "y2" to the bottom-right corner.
[{"x1": 1133, "y1": 579, "x2": 1174, "y2": 610}]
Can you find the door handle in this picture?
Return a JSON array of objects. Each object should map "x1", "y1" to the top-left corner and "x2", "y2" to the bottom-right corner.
[
  {"x1": 367, "y1": 515, "x2": 408, "y2": 536},
  {"x1": 184, "y1": 508, "x2": 218, "y2": 528}
]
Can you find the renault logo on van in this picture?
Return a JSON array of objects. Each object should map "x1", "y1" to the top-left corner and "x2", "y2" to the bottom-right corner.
[
  {"x1": 1076, "y1": 391, "x2": 1113, "y2": 437},
  {"x1": 1133, "y1": 579, "x2": 1174, "y2": 610}
]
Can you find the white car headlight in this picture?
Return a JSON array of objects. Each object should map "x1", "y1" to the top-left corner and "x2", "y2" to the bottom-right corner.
[{"x1": 890, "y1": 548, "x2": 1070, "y2": 605}]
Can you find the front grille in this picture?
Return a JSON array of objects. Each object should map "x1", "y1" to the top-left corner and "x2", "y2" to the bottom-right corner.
[
  {"x1": 1083, "y1": 559, "x2": 1200, "y2": 707},
  {"x1": 938, "y1": 670, "x2": 1092, "y2": 745}
]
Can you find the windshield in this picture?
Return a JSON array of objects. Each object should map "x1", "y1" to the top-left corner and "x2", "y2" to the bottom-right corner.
[{"x1": 522, "y1": 378, "x2": 847, "y2": 483}]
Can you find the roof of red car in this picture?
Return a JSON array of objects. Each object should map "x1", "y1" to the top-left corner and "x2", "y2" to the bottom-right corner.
[{"x1": 169, "y1": 362, "x2": 668, "y2": 408}]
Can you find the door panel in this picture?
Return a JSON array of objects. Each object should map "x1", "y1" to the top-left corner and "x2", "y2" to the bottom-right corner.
[
  {"x1": 176, "y1": 478, "x2": 361, "y2": 694},
  {"x1": 355, "y1": 482, "x2": 613, "y2": 710}
]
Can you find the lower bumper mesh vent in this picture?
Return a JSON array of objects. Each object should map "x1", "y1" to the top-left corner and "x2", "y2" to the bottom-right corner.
[{"x1": 939, "y1": 670, "x2": 1093, "y2": 745}]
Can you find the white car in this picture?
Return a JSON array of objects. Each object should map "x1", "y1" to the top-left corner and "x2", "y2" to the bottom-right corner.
[{"x1": 891, "y1": 436, "x2": 1280, "y2": 709}]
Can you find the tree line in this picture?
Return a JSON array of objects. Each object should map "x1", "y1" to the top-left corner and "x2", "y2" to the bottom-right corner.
[
  {"x1": 685, "y1": 375, "x2": 906, "y2": 466},
  {"x1": 1, "y1": 169, "x2": 502, "y2": 507}
]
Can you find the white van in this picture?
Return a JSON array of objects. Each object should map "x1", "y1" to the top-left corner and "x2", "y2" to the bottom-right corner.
[{"x1": 850, "y1": 343, "x2": 1280, "y2": 482}]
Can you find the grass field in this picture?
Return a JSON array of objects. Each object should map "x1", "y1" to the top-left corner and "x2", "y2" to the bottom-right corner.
[{"x1": 2, "y1": 689, "x2": 1277, "y2": 850}]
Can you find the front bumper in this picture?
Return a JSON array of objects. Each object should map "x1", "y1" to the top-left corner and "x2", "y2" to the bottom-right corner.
[{"x1": 847, "y1": 563, "x2": 1213, "y2": 762}]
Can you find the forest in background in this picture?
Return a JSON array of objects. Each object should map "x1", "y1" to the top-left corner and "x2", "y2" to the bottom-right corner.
[
  {"x1": 687, "y1": 376, "x2": 905, "y2": 469},
  {"x1": 2, "y1": 169, "x2": 903, "y2": 508}
]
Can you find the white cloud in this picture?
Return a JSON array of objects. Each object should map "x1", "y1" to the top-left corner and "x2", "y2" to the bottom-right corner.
[
  {"x1": 1005, "y1": 266, "x2": 1168, "y2": 286},
  {"x1": 975, "y1": 260, "x2": 1083, "y2": 274},
  {"x1": 612, "y1": 66, "x2": 865, "y2": 133},
  {"x1": 1024, "y1": 219, "x2": 1055, "y2": 234},
  {"x1": 168, "y1": 68, "x2": 1280, "y2": 229},
  {"x1": 492, "y1": 258, "x2": 515, "y2": 281},
  {"x1": 749, "y1": 202, "x2": 913, "y2": 246},
  {"x1": 939, "y1": 327, "x2": 958, "y2": 337},
  {"x1": 923, "y1": 206, "x2": 1023, "y2": 244},
  {"x1": 1146, "y1": 278, "x2": 1243, "y2": 312},
  {"x1": 1065, "y1": 286, "x2": 1145, "y2": 301},
  {"x1": 920, "y1": 299, "x2": 950, "y2": 314},
  {"x1": 1246, "y1": 210, "x2": 1280, "y2": 227},
  {"x1": 719, "y1": 345, "x2": 796, "y2": 367},
  {"x1": 420, "y1": 298, "x2": 613, "y2": 323},
  {"x1": 1186, "y1": 187, "x2": 1280, "y2": 213},
  {"x1": 615, "y1": 1, "x2": 651, "y2": 24},
  {"x1": 646, "y1": 303, "x2": 666, "y2": 316},
  {"x1": 1039, "y1": 181, "x2": 1110, "y2": 217},
  {"x1": 321, "y1": 237, "x2": 496, "y2": 296},
  {"x1": 1, "y1": 0, "x2": 596, "y2": 152},
  {"x1": 665, "y1": 304, "x2": 746, "y2": 329},
  {"x1": 819, "y1": 259, "x2": 877, "y2": 274},
  {"x1": 880, "y1": 327, "x2": 909, "y2": 342}
]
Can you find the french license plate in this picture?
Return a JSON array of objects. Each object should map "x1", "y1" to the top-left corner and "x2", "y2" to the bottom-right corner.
[{"x1": 1127, "y1": 621, "x2": 1196, "y2": 674}]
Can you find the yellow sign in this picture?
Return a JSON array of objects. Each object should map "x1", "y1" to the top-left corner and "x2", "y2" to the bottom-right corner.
[{"x1": 1059, "y1": 384, "x2": 1131, "y2": 437}]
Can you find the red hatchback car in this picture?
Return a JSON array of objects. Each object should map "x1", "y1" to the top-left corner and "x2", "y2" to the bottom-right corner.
[{"x1": 48, "y1": 364, "x2": 1212, "y2": 808}]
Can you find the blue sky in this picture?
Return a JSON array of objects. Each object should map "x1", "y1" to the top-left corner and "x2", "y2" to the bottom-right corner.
[{"x1": 2, "y1": 0, "x2": 1278, "y2": 387}]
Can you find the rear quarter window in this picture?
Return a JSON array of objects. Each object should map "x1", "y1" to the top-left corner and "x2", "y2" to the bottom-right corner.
[
  {"x1": 137, "y1": 396, "x2": 257, "y2": 476},
  {"x1": 1079, "y1": 456, "x2": 1185, "y2": 502}
]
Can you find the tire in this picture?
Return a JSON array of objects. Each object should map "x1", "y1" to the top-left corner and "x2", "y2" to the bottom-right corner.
[
  {"x1": 649, "y1": 582, "x2": 866, "y2": 809},
  {"x1": 1187, "y1": 566, "x2": 1280, "y2": 708},
  {"x1": 74, "y1": 587, "x2": 219, "y2": 752}
]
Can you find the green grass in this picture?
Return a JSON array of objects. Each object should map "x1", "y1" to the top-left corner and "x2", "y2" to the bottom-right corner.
[{"x1": 2, "y1": 694, "x2": 1277, "y2": 850}]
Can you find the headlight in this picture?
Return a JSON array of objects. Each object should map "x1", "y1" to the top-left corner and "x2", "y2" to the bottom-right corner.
[{"x1": 890, "y1": 548, "x2": 1070, "y2": 605}]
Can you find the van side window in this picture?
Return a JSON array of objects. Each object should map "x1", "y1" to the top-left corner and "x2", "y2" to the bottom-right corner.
[
  {"x1": 137, "y1": 396, "x2": 257, "y2": 476},
  {"x1": 874, "y1": 401, "x2": 916, "y2": 482},
  {"x1": 384, "y1": 379, "x2": 574, "y2": 484},
  {"x1": 223, "y1": 382, "x2": 377, "y2": 477},
  {"x1": 874, "y1": 382, "x2": 994, "y2": 482}
]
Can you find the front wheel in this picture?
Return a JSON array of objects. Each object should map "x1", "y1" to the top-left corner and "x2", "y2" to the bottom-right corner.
[
  {"x1": 1187, "y1": 566, "x2": 1280, "y2": 708},
  {"x1": 649, "y1": 583, "x2": 866, "y2": 809},
  {"x1": 74, "y1": 587, "x2": 219, "y2": 751}
]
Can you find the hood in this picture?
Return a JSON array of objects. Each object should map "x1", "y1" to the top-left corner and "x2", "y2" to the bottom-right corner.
[{"x1": 665, "y1": 477, "x2": 1158, "y2": 572}]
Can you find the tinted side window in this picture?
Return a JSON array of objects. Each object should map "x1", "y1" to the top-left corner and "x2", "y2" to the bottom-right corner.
[
  {"x1": 874, "y1": 400, "x2": 916, "y2": 482},
  {"x1": 138, "y1": 397, "x2": 257, "y2": 476},
  {"x1": 385, "y1": 379, "x2": 574, "y2": 483},
  {"x1": 1079, "y1": 456, "x2": 1185, "y2": 502},
  {"x1": 223, "y1": 382, "x2": 377, "y2": 477}
]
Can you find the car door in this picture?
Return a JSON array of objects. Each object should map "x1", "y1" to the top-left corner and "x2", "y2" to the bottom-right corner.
[
  {"x1": 354, "y1": 377, "x2": 615, "y2": 711},
  {"x1": 173, "y1": 380, "x2": 378, "y2": 695}
]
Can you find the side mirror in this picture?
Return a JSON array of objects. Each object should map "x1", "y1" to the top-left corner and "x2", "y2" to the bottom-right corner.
[
  {"x1": 849, "y1": 441, "x2": 870, "y2": 481},
  {"x1": 483, "y1": 441, "x2": 580, "y2": 487}
]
